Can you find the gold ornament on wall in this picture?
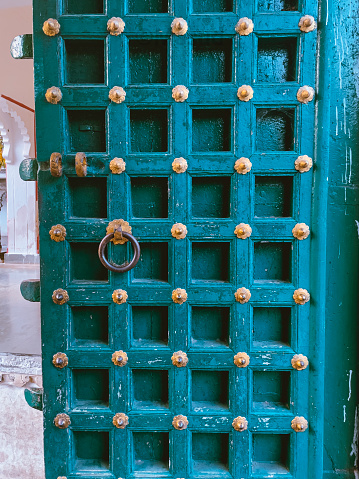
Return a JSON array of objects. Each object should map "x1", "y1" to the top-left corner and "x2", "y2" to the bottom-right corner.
[
  {"x1": 75, "y1": 152, "x2": 87, "y2": 177},
  {"x1": 54, "y1": 413, "x2": 71, "y2": 429},
  {"x1": 52, "y1": 289, "x2": 69, "y2": 305},
  {"x1": 172, "y1": 351, "x2": 188, "y2": 367},
  {"x1": 172, "y1": 85, "x2": 189, "y2": 102},
  {"x1": 172, "y1": 415, "x2": 188, "y2": 430},
  {"x1": 49, "y1": 224, "x2": 66, "y2": 242},
  {"x1": 172, "y1": 288, "x2": 187, "y2": 304},
  {"x1": 235, "y1": 17, "x2": 254, "y2": 35},
  {"x1": 109, "y1": 86, "x2": 126, "y2": 103},
  {"x1": 295, "y1": 155, "x2": 313, "y2": 173},
  {"x1": 232, "y1": 416, "x2": 248, "y2": 431},
  {"x1": 45, "y1": 87, "x2": 62, "y2": 104},
  {"x1": 112, "y1": 289, "x2": 128, "y2": 304},
  {"x1": 113, "y1": 413, "x2": 129, "y2": 429},
  {"x1": 112, "y1": 350, "x2": 128, "y2": 367},
  {"x1": 291, "y1": 416, "x2": 308, "y2": 432},
  {"x1": 52, "y1": 353, "x2": 68, "y2": 369},
  {"x1": 234, "y1": 352, "x2": 250, "y2": 368},
  {"x1": 172, "y1": 157, "x2": 188, "y2": 173},
  {"x1": 297, "y1": 86, "x2": 315, "y2": 104},
  {"x1": 106, "y1": 219, "x2": 132, "y2": 245},
  {"x1": 50, "y1": 152, "x2": 62, "y2": 177},
  {"x1": 293, "y1": 288, "x2": 310, "y2": 305},
  {"x1": 292, "y1": 223, "x2": 310, "y2": 240},
  {"x1": 235, "y1": 287, "x2": 251, "y2": 304},
  {"x1": 291, "y1": 354, "x2": 309, "y2": 371},
  {"x1": 107, "y1": 17, "x2": 125, "y2": 35},
  {"x1": 171, "y1": 223, "x2": 187, "y2": 239},
  {"x1": 171, "y1": 18, "x2": 188, "y2": 35},
  {"x1": 299, "y1": 15, "x2": 316, "y2": 32},
  {"x1": 234, "y1": 157, "x2": 252, "y2": 174},
  {"x1": 110, "y1": 158, "x2": 126, "y2": 174},
  {"x1": 234, "y1": 223, "x2": 252, "y2": 239},
  {"x1": 237, "y1": 85, "x2": 254, "y2": 102},
  {"x1": 42, "y1": 18, "x2": 60, "y2": 36}
]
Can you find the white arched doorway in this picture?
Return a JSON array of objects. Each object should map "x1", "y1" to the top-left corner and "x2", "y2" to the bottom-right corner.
[{"x1": 0, "y1": 97, "x2": 38, "y2": 263}]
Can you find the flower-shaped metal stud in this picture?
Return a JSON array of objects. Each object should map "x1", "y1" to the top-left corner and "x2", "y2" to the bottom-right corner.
[
  {"x1": 42, "y1": 18, "x2": 60, "y2": 36},
  {"x1": 109, "y1": 86, "x2": 126, "y2": 104},
  {"x1": 172, "y1": 288, "x2": 187, "y2": 304},
  {"x1": 75, "y1": 152, "x2": 87, "y2": 177},
  {"x1": 234, "y1": 352, "x2": 250, "y2": 368},
  {"x1": 234, "y1": 223, "x2": 252, "y2": 239},
  {"x1": 112, "y1": 289, "x2": 128, "y2": 305},
  {"x1": 107, "y1": 219, "x2": 132, "y2": 245},
  {"x1": 45, "y1": 87, "x2": 62, "y2": 104},
  {"x1": 235, "y1": 17, "x2": 254, "y2": 35},
  {"x1": 52, "y1": 353, "x2": 68, "y2": 369},
  {"x1": 299, "y1": 15, "x2": 316, "y2": 32},
  {"x1": 234, "y1": 158, "x2": 252, "y2": 174},
  {"x1": 291, "y1": 354, "x2": 309, "y2": 371},
  {"x1": 291, "y1": 416, "x2": 308, "y2": 432},
  {"x1": 113, "y1": 413, "x2": 129, "y2": 429},
  {"x1": 107, "y1": 17, "x2": 125, "y2": 35},
  {"x1": 110, "y1": 157, "x2": 126, "y2": 174},
  {"x1": 52, "y1": 289, "x2": 69, "y2": 305},
  {"x1": 171, "y1": 18, "x2": 188, "y2": 35},
  {"x1": 49, "y1": 224, "x2": 66, "y2": 242},
  {"x1": 292, "y1": 223, "x2": 310, "y2": 240},
  {"x1": 54, "y1": 413, "x2": 71, "y2": 429},
  {"x1": 112, "y1": 350, "x2": 128, "y2": 367},
  {"x1": 172, "y1": 157, "x2": 188, "y2": 173},
  {"x1": 50, "y1": 152, "x2": 62, "y2": 177},
  {"x1": 237, "y1": 85, "x2": 253, "y2": 102},
  {"x1": 293, "y1": 288, "x2": 310, "y2": 305},
  {"x1": 172, "y1": 415, "x2": 188, "y2": 430},
  {"x1": 172, "y1": 85, "x2": 189, "y2": 102},
  {"x1": 232, "y1": 416, "x2": 248, "y2": 431},
  {"x1": 297, "y1": 86, "x2": 315, "y2": 104},
  {"x1": 171, "y1": 223, "x2": 187, "y2": 239},
  {"x1": 295, "y1": 155, "x2": 313, "y2": 172},
  {"x1": 172, "y1": 351, "x2": 188, "y2": 367},
  {"x1": 235, "y1": 287, "x2": 251, "y2": 304}
]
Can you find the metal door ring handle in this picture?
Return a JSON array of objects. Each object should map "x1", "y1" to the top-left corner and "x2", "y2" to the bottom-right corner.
[{"x1": 98, "y1": 231, "x2": 140, "y2": 273}]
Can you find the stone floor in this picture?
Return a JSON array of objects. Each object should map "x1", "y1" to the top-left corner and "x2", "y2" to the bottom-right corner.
[{"x1": 0, "y1": 263, "x2": 41, "y2": 355}]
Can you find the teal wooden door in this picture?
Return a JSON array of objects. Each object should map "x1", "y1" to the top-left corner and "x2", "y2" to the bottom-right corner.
[{"x1": 30, "y1": 0, "x2": 329, "y2": 477}]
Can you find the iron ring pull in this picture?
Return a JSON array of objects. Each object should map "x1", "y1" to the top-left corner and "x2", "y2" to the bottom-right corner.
[{"x1": 98, "y1": 230, "x2": 141, "y2": 273}]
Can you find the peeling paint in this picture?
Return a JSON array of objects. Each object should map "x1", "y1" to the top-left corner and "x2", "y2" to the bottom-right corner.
[
  {"x1": 350, "y1": 406, "x2": 359, "y2": 469},
  {"x1": 349, "y1": 370, "x2": 353, "y2": 401}
]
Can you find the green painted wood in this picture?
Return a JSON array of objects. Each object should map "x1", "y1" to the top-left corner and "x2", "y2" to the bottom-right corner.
[
  {"x1": 20, "y1": 279, "x2": 40, "y2": 302},
  {"x1": 19, "y1": 158, "x2": 38, "y2": 181},
  {"x1": 10, "y1": 34, "x2": 33, "y2": 59},
  {"x1": 24, "y1": 388, "x2": 43, "y2": 411},
  {"x1": 31, "y1": 0, "x2": 359, "y2": 477}
]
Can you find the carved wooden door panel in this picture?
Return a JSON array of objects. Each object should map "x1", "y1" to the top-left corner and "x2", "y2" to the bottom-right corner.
[{"x1": 31, "y1": 0, "x2": 321, "y2": 477}]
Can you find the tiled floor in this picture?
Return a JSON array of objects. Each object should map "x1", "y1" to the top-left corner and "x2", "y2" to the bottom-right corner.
[{"x1": 0, "y1": 263, "x2": 41, "y2": 355}]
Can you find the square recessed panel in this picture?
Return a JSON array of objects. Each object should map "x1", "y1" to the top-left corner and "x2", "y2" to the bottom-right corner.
[
  {"x1": 192, "y1": 242, "x2": 230, "y2": 282},
  {"x1": 72, "y1": 369, "x2": 109, "y2": 409},
  {"x1": 192, "y1": 0, "x2": 233, "y2": 12},
  {"x1": 65, "y1": 40, "x2": 105, "y2": 84},
  {"x1": 192, "y1": 39, "x2": 232, "y2": 83},
  {"x1": 67, "y1": 109, "x2": 106, "y2": 153},
  {"x1": 253, "y1": 371, "x2": 290, "y2": 410},
  {"x1": 192, "y1": 433, "x2": 229, "y2": 474},
  {"x1": 131, "y1": 177, "x2": 168, "y2": 218},
  {"x1": 257, "y1": 37, "x2": 297, "y2": 83},
  {"x1": 255, "y1": 176, "x2": 293, "y2": 217},
  {"x1": 132, "y1": 369, "x2": 169, "y2": 408},
  {"x1": 133, "y1": 432, "x2": 169, "y2": 473},
  {"x1": 130, "y1": 109, "x2": 168, "y2": 153},
  {"x1": 69, "y1": 177, "x2": 107, "y2": 218},
  {"x1": 71, "y1": 306, "x2": 108, "y2": 347},
  {"x1": 128, "y1": 0, "x2": 168, "y2": 13},
  {"x1": 70, "y1": 243, "x2": 108, "y2": 282},
  {"x1": 252, "y1": 434, "x2": 290, "y2": 475},
  {"x1": 253, "y1": 307, "x2": 291, "y2": 348},
  {"x1": 129, "y1": 40, "x2": 168, "y2": 84},
  {"x1": 133, "y1": 242, "x2": 168, "y2": 282},
  {"x1": 73, "y1": 431, "x2": 109, "y2": 472},
  {"x1": 192, "y1": 177, "x2": 230, "y2": 218},
  {"x1": 192, "y1": 370, "x2": 229, "y2": 410},
  {"x1": 192, "y1": 109, "x2": 231, "y2": 152},
  {"x1": 254, "y1": 242, "x2": 292, "y2": 282},
  {"x1": 256, "y1": 108, "x2": 295, "y2": 151},
  {"x1": 257, "y1": 0, "x2": 298, "y2": 11},
  {"x1": 132, "y1": 306, "x2": 168, "y2": 347},
  {"x1": 66, "y1": 0, "x2": 103, "y2": 14},
  {"x1": 191, "y1": 306, "x2": 229, "y2": 348}
]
